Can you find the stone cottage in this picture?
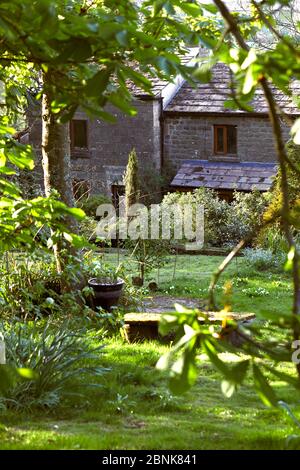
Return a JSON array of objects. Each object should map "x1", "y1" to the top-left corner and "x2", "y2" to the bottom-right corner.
[{"x1": 27, "y1": 52, "x2": 300, "y2": 201}]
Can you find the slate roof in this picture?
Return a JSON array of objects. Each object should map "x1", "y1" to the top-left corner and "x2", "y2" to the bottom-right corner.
[
  {"x1": 165, "y1": 62, "x2": 300, "y2": 115},
  {"x1": 170, "y1": 159, "x2": 277, "y2": 191},
  {"x1": 131, "y1": 48, "x2": 199, "y2": 97}
]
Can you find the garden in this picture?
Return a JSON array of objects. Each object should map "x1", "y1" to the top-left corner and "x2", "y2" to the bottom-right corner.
[
  {"x1": 0, "y1": 252, "x2": 298, "y2": 450},
  {"x1": 1, "y1": 0, "x2": 300, "y2": 454},
  {"x1": 1, "y1": 178, "x2": 300, "y2": 450}
]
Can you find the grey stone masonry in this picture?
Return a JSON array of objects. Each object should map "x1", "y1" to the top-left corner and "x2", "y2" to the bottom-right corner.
[
  {"x1": 28, "y1": 98, "x2": 163, "y2": 196},
  {"x1": 163, "y1": 114, "x2": 291, "y2": 176}
]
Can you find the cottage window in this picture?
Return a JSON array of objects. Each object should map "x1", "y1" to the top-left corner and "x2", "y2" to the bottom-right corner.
[
  {"x1": 70, "y1": 120, "x2": 88, "y2": 149},
  {"x1": 214, "y1": 125, "x2": 237, "y2": 155}
]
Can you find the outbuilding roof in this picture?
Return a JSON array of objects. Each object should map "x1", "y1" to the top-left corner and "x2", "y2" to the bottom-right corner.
[{"x1": 170, "y1": 159, "x2": 277, "y2": 192}]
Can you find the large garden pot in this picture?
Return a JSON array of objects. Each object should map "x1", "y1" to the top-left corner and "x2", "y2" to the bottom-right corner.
[{"x1": 88, "y1": 278, "x2": 125, "y2": 311}]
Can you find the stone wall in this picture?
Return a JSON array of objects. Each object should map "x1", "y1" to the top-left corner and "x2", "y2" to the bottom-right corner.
[
  {"x1": 28, "y1": 98, "x2": 163, "y2": 197},
  {"x1": 163, "y1": 114, "x2": 291, "y2": 177},
  {"x1": 28, "y1": 103, "x2": 290, "y2": 197}
]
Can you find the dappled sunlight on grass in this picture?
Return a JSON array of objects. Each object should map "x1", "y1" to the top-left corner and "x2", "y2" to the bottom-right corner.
[
  {"x1": 0, "y1": 255, "x2": 298, "y2": 450},
  {"x1": 1, "y1": 333, "x2": 300, "y2": 450}
]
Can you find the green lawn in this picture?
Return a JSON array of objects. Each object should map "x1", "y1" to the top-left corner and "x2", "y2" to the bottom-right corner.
[
  {"x1": 0, "y1": 339, "x2": 299, "y2": 450},
  {"x1": 103, "y1": 252, "x2": 293, "y2": 318},
  {"x1": 0, "y1": 254, "x2": 299, "y2": 450}
]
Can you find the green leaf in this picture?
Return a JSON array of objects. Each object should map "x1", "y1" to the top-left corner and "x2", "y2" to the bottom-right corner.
[
  {"x1": 243, "y1": 65, "x2": 257, "y2": 95},
  {"x1": 230, "y1": 360, "x2": 249, "y2": 384},
  {"x1": 63, "y1": 232, "x2": 73, "y2": 243},
  {"x1": 284, "y1": 246, "x2": 295, "y2": 271},
  {"x1": 158, "y1": 313, "x2": 180, "y2": 336},
  {"x1": 85, "y1": 69, "x2": 112, "y2": 97},
  {"x1": 156, "y1": 350, "x2": 172, "y2": 371},
  {"x1": 120, "y1": 66, "x2": 152, "y2": 91},
  {"x1": 64, "y1": 207, "x2": 85, "y2": 219},
  {"x1": 174, "y1": 303, "x2": 192, "y2": 314},
  {"x1": 221, "y1": 380, "x2": 236, "y2": 398},
  {"x1": 7, "y1": 145, "x2": 34, "y2": 170},
  {"x1": 0, "y1": 178, "x2": 20, "y2": 197},
  {"x1": 193, "y1": 62, "x2": 212, "y2": 83},
  {"x1": 57, "y1": 40, "x2": 92, "y2": 62},
  {"x1": 0, "y1": 152, "x2": 6, "y2": 167},
  {"x1": 252, "y1": 363, "x2": 278, "y2": 407},
  {"x1": 116, "y1": 30, "x2": 129, "y2": 47},
  {"x1": 241, "y1": 49, "x2": 257, "y2": 70},
  {"x1": 179, "y1": 3, "x2": 202, "y2": 16},
  {"x1": 169, "y1": 348, "x2": 198, "y2": 394},
  {"x1": 16, "y1": 368, "x2": 38, "y2": 380},
  {"x1": 0, "y1": 166, "x2": 16, "y2": 175},
  {"x1": 202, "y1": 3, "x2": 218, "y2": 14},
  {"x1": 203, "y1": 340, "x2": 232, "y2": 378},
  {"x1": 108, "y1": 93, "x2": 137, "y2": 116},
  {"x1": 264, "y1": 365, "x2": 300, "y2": 389}
]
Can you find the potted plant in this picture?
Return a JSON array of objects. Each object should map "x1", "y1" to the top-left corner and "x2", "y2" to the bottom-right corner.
[{"x1": 88, "y1": 262, "x2": 125, "y2": 311}]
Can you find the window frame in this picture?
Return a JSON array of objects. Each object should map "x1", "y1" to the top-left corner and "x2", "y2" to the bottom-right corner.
[
  {"x1": 70, "y1": 119, "x2": 88, "y2": 151},
  {"x1": 213, "y1": 124, "x2": 237, "y2": 156}
]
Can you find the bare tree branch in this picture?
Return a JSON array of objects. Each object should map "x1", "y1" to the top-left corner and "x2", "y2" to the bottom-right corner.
[{"x1": 208, "y1": 239, "x2": 246, "y2": 310}]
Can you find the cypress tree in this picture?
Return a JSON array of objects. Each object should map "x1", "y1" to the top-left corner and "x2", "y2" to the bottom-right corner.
[{"x1": 124, "y1": 148, "x2": 140, "y2": 213}]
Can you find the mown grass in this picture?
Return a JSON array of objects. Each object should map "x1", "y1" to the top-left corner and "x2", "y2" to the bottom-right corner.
[
  {"x1": 103, "y1": 252, "x2": 293, "y2": 317},
  {"x1": 1, "y1": 339, "x2": 299, "y2": 450},
  {"x1": 0, "y1": 254, "x2": 299, "y2": 450}
]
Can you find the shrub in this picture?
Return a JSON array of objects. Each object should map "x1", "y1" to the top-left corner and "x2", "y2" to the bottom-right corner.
[
  {"x1": 77, "y1": 193, "x2": 111, "y2": 218},
  {"x1": 162, "y1": 187, "x2": 229, "y2": 246},
  {"x1": 258, "y1": 141, "x2": 300, "y2": 250},
  {"x1": 0, "y1": 252, "x2": 94, "y2": 320},
  {"x1": 243, "y1": 248, "x2": 285, "y2": 272},
  {"x1": 0, "y1": 320, "x2": 107, "y2": 410},
  {"x1": 227, "y1": 190, "x2": 270, "y2": 244},
  {"x1": 255, "y1": 225, "x2": 289, "y2": 253},
  {"x1": 163, "y1": 188, "x2": 268, "y2": 247},
  {"x1": 79, "y1": 216, "x2": 98, "y2": 242}
]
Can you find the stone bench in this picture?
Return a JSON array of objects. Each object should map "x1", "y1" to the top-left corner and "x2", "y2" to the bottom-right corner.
[{"x1": 123, "y1": 311, "x2": 255, "y2": 343}]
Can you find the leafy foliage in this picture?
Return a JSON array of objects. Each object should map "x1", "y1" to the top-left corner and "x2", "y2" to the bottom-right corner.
[
  {"x1": 163, "y1": 188, "x2": 268, "y2": 247},
  {"x1": 157, "y1": 304, "x2": 300, "y2": 406},
  {"x1": 260, "y1": 141, "x2": 300, "y2": 235},
  {"x1": 76, "y1": 193, "x2": 111, "y2": 218},
  {"x1": 0, "y1": 118, "x2": 86, "y2": 250},
  {"x1": 0, "y1": 0, "x2": 203, "y2": 122},
  {"x1": 244, "y1": 248, "x2": 285, "y2": 272},
  {"x1": 0, "y1": 320, "x2": 107, "y2": 410}
]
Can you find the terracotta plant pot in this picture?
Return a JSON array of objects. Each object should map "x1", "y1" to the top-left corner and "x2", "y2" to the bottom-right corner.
[{"x1": 88, "y1": 277, "x2": 124, "y2": 311}]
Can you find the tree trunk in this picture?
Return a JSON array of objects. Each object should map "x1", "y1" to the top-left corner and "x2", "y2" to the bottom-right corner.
[
  {"x1": 41, "y1": 70, "x2": 78, "y2": 273},
  {"x1": 42, "y1": 75, "x2": 75, "y2": 209}
]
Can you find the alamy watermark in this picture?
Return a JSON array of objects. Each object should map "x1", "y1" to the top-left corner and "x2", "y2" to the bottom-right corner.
[
  {"x1": 95, "y1": 198, "x2": 204, "y2": 250},
  {"x1": 292, "y1": 340, "x2": 300, "y2": 365}
]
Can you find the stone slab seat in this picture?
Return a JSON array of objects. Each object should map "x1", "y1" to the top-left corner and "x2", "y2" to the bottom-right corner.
[{"x1": 123, "y1": 312, "x2": 255, "y2": 343}]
